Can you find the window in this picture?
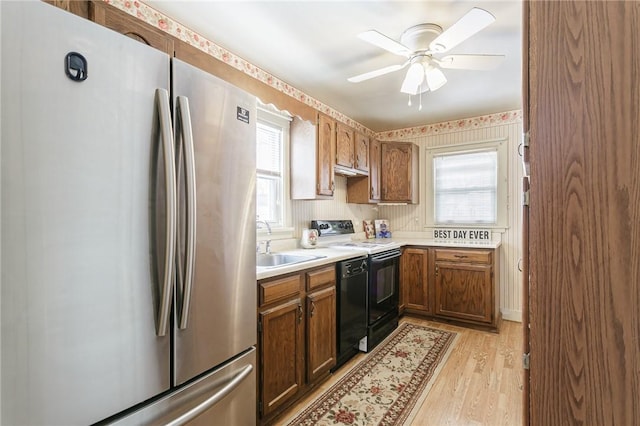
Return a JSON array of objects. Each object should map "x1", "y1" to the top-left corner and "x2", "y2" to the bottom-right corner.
[
  {"x1": 425, "y1": 139, "x2": 507, "y2": 228},
  {"x1": 256, "y1": 105, "x2": 291, "y2": 229}
]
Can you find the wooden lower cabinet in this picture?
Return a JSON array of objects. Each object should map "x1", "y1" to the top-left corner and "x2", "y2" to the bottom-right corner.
[
  {"x1": 306, "y1": 286, "x2": 336, "y2": 382},
  {"x1": 400, "y1": 246, "x2": 500, "y2": 332},
  {"x1": 259, "y1": 298, "x2": 304, "y2": 418},
  {"x1": 401, "y1": 247, "x2": 431, "y2": 314},
  {"x1": 257, "y1": 264, "x2": 336, "y2": 424},
  {"x1": 435, "y1": 261, "x2": 492, "y2": 323}
]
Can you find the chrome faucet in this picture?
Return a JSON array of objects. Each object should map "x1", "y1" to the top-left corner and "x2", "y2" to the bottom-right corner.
[
  {"x1": 256, "y1": 220, "x2": 272, "y2": 235},
  {"x1": 256, "y1": 220, "x2": 272, "y2": 254}
]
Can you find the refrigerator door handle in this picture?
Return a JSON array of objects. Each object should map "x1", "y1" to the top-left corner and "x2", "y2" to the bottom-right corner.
[
  {"x1": 165, "y1": 364, "x2": 254, "y2": 426},
  {"x1": 156, "y1": 88, "x2": 177, "y2": 337},
  {"x1": 177, "y1": 96, "x2": 197, "y2": 330}
]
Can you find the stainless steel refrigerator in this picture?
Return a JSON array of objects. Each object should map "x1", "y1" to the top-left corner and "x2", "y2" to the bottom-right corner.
[{"x1": 1, "y1": 2, "x2": 257, "y2": 425}]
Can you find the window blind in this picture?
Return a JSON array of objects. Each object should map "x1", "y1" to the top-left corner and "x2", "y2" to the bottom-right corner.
[
  {"x1": 256, "y1": 121, "x2": 283, "y2": 224},
  {"x1": 434, "y1": 149, "x2": 498, "y2": 224}
]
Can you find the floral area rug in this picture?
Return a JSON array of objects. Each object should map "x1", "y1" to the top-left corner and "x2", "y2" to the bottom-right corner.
[{"x1": 283, "y1": 322, "x2": 458, "y2": 426}]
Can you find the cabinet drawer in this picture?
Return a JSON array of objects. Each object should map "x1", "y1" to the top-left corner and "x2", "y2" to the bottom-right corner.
[
  {"x1": 306, "y1": 265, "x2": 335, "y2": 291},
  {"x1": 435, "y1": 249, "x2": 492, "y2": 264},
  {"x1": 259, "y1": 274, "x2": 302, "y2": 307}
]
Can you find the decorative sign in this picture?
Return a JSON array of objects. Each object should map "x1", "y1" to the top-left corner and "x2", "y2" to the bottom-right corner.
[{"x1": 433, "y1": 228, "x2": 491, "y2": 241}]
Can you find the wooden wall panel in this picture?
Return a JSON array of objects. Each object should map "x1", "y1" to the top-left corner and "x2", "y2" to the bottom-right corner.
[{"x1": 529, "y1": 1, "x2": 640, "y2": 424}]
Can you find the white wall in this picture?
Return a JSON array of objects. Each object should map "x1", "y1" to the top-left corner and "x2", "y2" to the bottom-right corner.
[{"x1": 376, "y1": 113, "x2": 524, "y2": 321}]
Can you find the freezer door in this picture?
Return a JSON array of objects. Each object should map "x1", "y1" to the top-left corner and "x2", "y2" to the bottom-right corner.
[
  {"x1": 108, "y1": 347, "x2": 257, "y2": 426},
  {"x1": 172, "y1": 59, "x2": 257, "y2": 384},
  {"x1": 1, "y1": 2, "x2": 172, "y2": 425}
]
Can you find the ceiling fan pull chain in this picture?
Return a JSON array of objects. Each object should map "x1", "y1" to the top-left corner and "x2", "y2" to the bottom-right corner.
[
  {"x1": 419, "y1": 91, "x2": 423, "y2": 111},
  {"x1": 407, "y1": 94, "x2": 412, "y2": 107}
]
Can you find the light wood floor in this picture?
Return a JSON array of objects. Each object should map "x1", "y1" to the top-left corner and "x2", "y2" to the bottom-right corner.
[{"x1": 274, "y1": 316, "x2": 523, "y2": 426}]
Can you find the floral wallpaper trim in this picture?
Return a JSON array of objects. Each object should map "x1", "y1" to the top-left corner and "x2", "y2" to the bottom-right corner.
[
  {"x1": 375, "y1": 109, "x2": 523, "y2": 140},
  {"x1": 105, "y1": 0, "x2": 371, "y2": 135},
  {"x1": 105, "y1": 1, "x2": 521, "y2": 140}
]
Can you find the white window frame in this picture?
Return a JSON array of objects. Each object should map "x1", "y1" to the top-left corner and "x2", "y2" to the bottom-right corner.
[
  {"x1": 424, "y1": 138, "x2": 508, "y2": 230},
  {"x1": 256, "y1": 103, "x2": 293, "y2": 237}
]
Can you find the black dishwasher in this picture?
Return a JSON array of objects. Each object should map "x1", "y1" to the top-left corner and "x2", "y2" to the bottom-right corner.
[{"x1": 333, "y1": 255, "x2": 369, "y2": 371}]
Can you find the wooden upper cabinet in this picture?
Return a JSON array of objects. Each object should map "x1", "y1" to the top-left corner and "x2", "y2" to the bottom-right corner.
[
  {"x1": 369, "y1": 139, "x2": 381, "y2": 201},
  {"x1": 380, "y1": 142, "x2": 419, "y2": 203},
  {"x1": 354, "y1": 132, "x2": 370, "y2": 173},
  {"x1": 89, "y1": 0, "x2": 174, "y2": 55},
  {"x1": 335, "y1": 123, "x2": 354, "y2": 169},
  {"x1": 45, "y1": 0, "x2": 90, "y2": 19},
  {"x1": 346, "y1": 138, "x2": 380, "y2": 204},
  {"x1": 290, "y1": 114, "x2": 334, "y2": 200},
  {"x1": 317, "y1": 114, "x2": 336, "y2": 196}
]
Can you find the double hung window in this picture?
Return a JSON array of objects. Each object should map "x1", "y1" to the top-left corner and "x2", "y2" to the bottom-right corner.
[
  {"x1": 426, "y1": 139, "x2": 507, "y2": 228},
  {"x1": 256, "y1": 106, "x2": 290, "y2": 229}
]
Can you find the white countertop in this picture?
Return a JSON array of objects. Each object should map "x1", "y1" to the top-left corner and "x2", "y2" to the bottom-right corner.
[{"x1": 256, "y1": 238, "x2": 501, "y2": 280}]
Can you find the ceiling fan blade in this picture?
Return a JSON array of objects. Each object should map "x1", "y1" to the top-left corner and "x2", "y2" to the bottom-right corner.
[
  {"x1": 429, "y1": 8, "x2": 496, "y2": 53},
  {"x1": 347, "y1": 62, "x2": 408, "y2": 83},
  {"x1": 438, "y1": 54, "x2": 505, "y2": 70},
  {"x1": 357, "y1": 30, "x2": 413, "y2": 57}
]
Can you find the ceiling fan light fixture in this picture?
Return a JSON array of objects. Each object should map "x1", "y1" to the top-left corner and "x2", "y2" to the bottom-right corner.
[
  {"x1": 400, "y1": 62, "x2": 425, "y2": 95},
  {"x1": 425, "y1": 66, "x2": 447, "y2": 91}
]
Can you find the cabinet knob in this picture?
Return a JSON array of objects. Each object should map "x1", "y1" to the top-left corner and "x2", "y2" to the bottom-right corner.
[
  {"x1": 310, "y1": 301, "x2": 316, "y2": 317},
  {"x1": 297, "y1": 304, "x2": 303, "y2": 323},
  {"x1": 435, "y1": 266, "x2": 439, "y2": 276}
]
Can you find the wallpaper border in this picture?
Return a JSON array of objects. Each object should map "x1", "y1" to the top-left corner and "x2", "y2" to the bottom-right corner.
[{"x1": 107, "y1": 1, "x2": 522, "y2": 138}]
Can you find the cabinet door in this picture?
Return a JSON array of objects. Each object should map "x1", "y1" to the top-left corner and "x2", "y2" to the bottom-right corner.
[
  {"x1": 335, "y1": 123, "x2": 354, "y2": 168},
  {"x1": 317, "y1": 114, "x2": 335, "y2": 196},
  {"x1": 381, "y1": 142, "x2": 416, "y2": 202},
  {"x1": 90, "y1": 1, "x2": 174, "y2": 55},
  {"x1": 259, "y1": 298, "x2": 304, "y2": 418},
  {"x1": 369, "y1": 139, "x2": 381, "y2": 201},
  {"x1": 401, "y1": 248, "x2": 431, "y2": 313},
  {"x1": 434, "y1": 262, "x2": 492, "y2": 323},
  {"x1": 306, "y1": 286, "x2": 336, "y2": 383},
  {"x1": 354, "y1": 132, "x2": 370, "y2": 173}
]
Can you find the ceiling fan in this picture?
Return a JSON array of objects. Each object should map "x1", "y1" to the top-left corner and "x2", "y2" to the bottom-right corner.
[{"x1": 347, "y1": 8, "x2": 505, "y2": 97}]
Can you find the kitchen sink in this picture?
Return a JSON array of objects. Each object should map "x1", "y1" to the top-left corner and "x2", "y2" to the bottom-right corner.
[{"x1": 256, "y1": 253, "x2": 325, "y2": 268}]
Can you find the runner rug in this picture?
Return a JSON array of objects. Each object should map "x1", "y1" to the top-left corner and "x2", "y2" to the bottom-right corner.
[{"x1": 283, "y1": 322, "x2": 458, "y2": 426}]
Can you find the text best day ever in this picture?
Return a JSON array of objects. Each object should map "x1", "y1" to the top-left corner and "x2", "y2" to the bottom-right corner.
[{"x1": 433, "y1": 229, "x2": 490, "y2": 240}]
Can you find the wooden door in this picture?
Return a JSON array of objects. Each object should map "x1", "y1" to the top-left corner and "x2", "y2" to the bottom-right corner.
[
  {"x1": 316, "y1": 114, "x2": 335, "y2": 196},
  {"x1": 306, "y1": 286, "x2": 336, "y2": 383},
  {"x1": 522, "y1": 176, "x2": 530, "y2": 423},
  {"x1": 259, "y1": 298, "x2": 304, "y2": 418},
  {"x1": 434, "y1": 262, "x2": 492, "y2": 323},
  {"x1": 401, "y1": 248, "x2": 431, "y2": 313},
  {"x1": 521, "y1": 3, "x2": 531, "y2": 423},
  {"x1": 354, "y1": 132, "x2": 370, "y2": 173},
  {"x1": 335, "y1": 123, "x2": 354, "y2": 168},
  {"x1": 528, "y1": 2, "x2": 640, "y2": 424}
]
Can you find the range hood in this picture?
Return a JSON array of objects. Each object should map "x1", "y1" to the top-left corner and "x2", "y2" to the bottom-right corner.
[{"x1": 334, "y1": 164, "x2": 367, "y2": 177}]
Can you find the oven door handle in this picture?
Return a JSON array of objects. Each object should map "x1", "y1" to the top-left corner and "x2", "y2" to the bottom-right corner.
[{"x1": 370, "y1": 251, "x2": 401, "y2": 263}]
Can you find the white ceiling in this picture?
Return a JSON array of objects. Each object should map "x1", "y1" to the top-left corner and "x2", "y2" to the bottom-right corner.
[{"x1": 147, "y1": 0, "x2": 523, "y2": 132}]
